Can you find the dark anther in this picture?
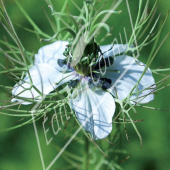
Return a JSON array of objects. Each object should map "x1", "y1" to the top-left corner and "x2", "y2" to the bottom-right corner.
[
  {"x1": 100, "y1": 78, "x2": 112, "y2": 84},
  {"x1": 102, "y1": 82, "x2": 112, "y2": 90},
  {"x1": 58, "y1": 59, "x2": 66, "y2": 67},
  {"x1": 88, "y1": 74, "x2": 99, "y2": 84},
  {"x1": 88, "y1": 76, "x2": 112, "y2": 90},
  {"x1": 68, "y1": 79, "x2": 80, "y2": 89},
  {"x1": 100, "y1": 78, "x2": 112, "y2": 90},
  {"x1": 88, "y1": 78, "x2": 93, "y2": 84}
]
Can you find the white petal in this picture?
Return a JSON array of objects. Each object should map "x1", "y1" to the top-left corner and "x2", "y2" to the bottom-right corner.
[
  {"x1": 70, "y1": 79, "x2": 115, "y2": 140},
  {"x1": 12, "y1": 63, "x2": 75, "y2": 105},
  {"x1": 35, "y1": 41, "x2": 68, "y2": 71},
  {"x1": 100, "y1": 44, "x2": 128, "y2": 58},
  {"x1": 99, "y1": 55, "x2": 155, "y2": 104}
]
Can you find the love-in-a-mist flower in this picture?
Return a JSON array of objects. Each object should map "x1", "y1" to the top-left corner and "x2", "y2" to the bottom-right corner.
[{"x1": 12, "y1": 39, "x2": 155, "y2": 140}]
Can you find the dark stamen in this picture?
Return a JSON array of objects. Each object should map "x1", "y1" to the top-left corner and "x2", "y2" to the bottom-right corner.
[
  {"x1": 58, "y1": 59, "x2": 66, "y2": 67},
  {"x1": 100, "y1": 78, "x2": 112, "y2": 90},
  {"x1": 68, "y1": 79, "x2": 80, "y2": 89}
]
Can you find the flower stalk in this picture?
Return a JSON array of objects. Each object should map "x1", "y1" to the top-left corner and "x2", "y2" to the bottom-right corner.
[{"x1": 83, "y1": 137, "x2": 90, "y2": 170}]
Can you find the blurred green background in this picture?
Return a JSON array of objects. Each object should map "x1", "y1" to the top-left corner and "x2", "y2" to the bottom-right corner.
[{"x1": 0, "y1": 0, "x2": 170, "y2": 170}]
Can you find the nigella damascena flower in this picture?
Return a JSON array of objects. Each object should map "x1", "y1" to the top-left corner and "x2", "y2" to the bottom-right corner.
[{"x1": 11, "y1": 41, "x2": 155, "y2": 140}]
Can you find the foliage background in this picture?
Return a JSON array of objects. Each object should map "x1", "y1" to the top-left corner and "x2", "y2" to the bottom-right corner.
[{"x1": 0, "y1": 0, "x2": 170, "y2": 169}]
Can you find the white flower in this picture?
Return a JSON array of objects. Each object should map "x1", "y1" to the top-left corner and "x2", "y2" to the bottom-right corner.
[{"x1": 11, "y1": 41, "x2": 155, "y2": 140}]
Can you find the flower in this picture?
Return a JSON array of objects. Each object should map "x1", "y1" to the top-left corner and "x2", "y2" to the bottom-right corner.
[{"x1": 11, "y1": 41, "x2": 155, "y2": 140}]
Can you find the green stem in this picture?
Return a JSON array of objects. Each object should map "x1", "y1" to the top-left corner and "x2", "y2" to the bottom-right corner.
[{"x1": 83, "y1": 137, "x2": 89, "y2": 170}]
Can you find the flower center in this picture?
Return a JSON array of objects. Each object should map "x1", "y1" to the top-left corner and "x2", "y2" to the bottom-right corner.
[{"x1": 63, "y1": 36, "x2": 100, "y2": 76}]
